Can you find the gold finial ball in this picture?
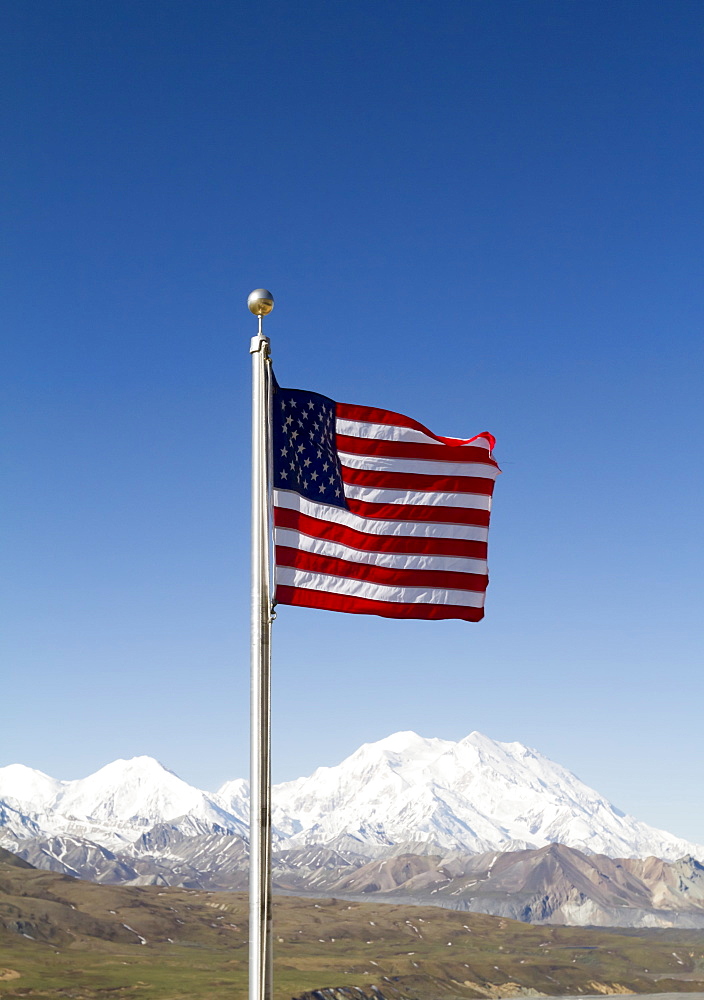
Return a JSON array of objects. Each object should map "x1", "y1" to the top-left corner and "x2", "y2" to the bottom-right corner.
[{"x1": 247, "y1": 288, "x2": 275, "y2": 317}]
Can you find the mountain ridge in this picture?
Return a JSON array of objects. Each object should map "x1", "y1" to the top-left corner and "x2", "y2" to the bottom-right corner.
[{"x1": 2, "y1": 730, "x2": 702, "y2": 870}]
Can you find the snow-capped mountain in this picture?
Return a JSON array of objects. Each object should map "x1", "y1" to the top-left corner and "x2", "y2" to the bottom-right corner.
[
  {"x1": 0, "y1": 755, "x2": 247, "y2": 850},
  {"x1": 258, "y1": 730, "x2": 703, "y2": 861},
  {"x1": 2, "y1": 732, "x2": 702, "y2": 863}
]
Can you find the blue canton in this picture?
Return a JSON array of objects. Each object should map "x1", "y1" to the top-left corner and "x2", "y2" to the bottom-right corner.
[{"x1": 272, "y1": 386, "x2": 348, "y2": 509}]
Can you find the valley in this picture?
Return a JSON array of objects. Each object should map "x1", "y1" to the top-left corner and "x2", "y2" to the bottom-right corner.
[{"x1": 2, "y1": 849, "x2": 704, "y2": 1000}]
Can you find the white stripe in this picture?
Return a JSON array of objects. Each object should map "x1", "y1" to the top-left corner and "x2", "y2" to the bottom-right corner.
[
  {"x1": 273, "y1": 490, "x2": 490, "y2": 542},
  {"x1": 276, "y1": 566, "x2": 486, "y2": 607},
  {"x1": 275, "y1": 527, "x2": 488, "y2": 574},
  {"x1": 336, "y1": 419, "x2": 437, "y2": 445},
  {"x1": 342, "y1": 484, "x2": 492, "y2": 511},
  {"x1": 338, "y1": 451, "x2": 500, "y2": 479},
  {"x1": 336, "y1": 418, "x2": 493, "y2": 450}
]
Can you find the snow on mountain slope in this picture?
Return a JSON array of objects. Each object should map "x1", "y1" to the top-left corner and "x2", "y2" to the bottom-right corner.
[
  {"x1": 0, "y1": 799, "x2": 44, "y2": 842},
  {"x1": 56, "y1": 756, "x2": 225, "y2": 826},
  {"x1": 270, "y1": 731, "x2": 476, "y2": 847},
  {"x1": 2, "y1": 732, "x2": 703, "y2": 863},
  {"x1": 0, "y1": 764, "x2": 64, "y2": 810},
  {"x1": 0, "y1": 764, "x2": 71, "y2": 845},
  {"x1": 0, "y1": 756, "x2": 247, "y2": 850},
  {"x1": 269, "y1": 731, "x2": 704, "y2": 861},
  {"x1": 214, "y1": 777, "x2": 250, "y2": 824}
]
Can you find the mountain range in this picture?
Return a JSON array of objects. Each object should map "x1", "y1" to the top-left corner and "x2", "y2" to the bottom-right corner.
[{"x1": 2, "y1": 730, "x2": 703, "y2": 928}]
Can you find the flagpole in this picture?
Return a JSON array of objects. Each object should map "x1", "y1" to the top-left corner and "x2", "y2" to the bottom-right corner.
[{"x1": 248, "y1": 288, "x2": 275, "y2": 1000}]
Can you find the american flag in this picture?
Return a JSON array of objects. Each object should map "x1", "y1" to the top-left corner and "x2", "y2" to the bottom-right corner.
[{"x1": 272, "y1": 384, "x2": 500, "y2": 622}]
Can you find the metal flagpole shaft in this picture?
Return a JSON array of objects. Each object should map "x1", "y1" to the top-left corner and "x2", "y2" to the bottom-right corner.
[{"x1": 248, "y1": 288, "x2": 275, "y2": 1000}]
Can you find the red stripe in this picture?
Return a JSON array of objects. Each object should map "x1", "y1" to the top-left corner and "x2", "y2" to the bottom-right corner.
[
  {"x1": 336, "y1": 402, "x2": 496, "y2": 452},
  {"x1": 276, "y1": 547, "x2": 488, "y2": 593},
  {"x1": 274, "y1": 507, "x2": 489, "y2": 559},
  {"x1": 336, "y1": 434, "x2": 500, "y2": 466},
  {"x1": 341, "y1": 464, "x2": 497, "y2": 496},
  {"x1": 275, "y1": 585, "x2": 485, "y2": 622},
  {"x1": 345, "y1": 499, "x2": 491, "y2": 527}
]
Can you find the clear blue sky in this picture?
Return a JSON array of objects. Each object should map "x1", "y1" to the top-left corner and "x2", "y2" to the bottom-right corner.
[{"x1": 2, "y1": 1, "x2": 703, "y2": 843}]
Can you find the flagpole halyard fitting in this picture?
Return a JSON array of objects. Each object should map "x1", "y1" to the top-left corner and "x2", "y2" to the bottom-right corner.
[{"x1": 248, "y1": 288, "x2": 275, "y2": 1000}]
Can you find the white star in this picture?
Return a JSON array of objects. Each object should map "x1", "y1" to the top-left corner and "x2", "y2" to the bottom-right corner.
[
  {"x1": 289, "y1": 460, "x2": 296, "y2": 471},
  {"x1": 285, "y1": 415, "x2": 293, "y2": 426},
  {"x1": 303, "y1": 457, "x2": 311, "y2": 467},
  {"x1": 291, "y1": 429, "x2": 299, "y2": 440},
  {"x1": 281, "y1": 469, "x2": 288, "y2": 479},
  {"x1": 302, "y1": 478, "x2": 308, "y2": 489},
  {"x1": 322, "y1": 461, "x2": 329, "y2": 471},
  {"x1": 335, "y1": 487, "x2": 341, "y2": 496},
  {"x1": 290, "y1": 399, "x2": 297, "y2": 408},
  {"x1": 280, "y1": 446, "x2": 288, "y2": 456},
  {"x1": 297, "y1": 443, "x2": 305, "y2": 454},
  {"x1": 310, "y1": 471, "x2": 318, "y2": 481},
  {"x1": 329, "y1": 475, "x2": 335, "y2": 484},
  {"x1": 307, "y1": 400, "x2": 315, "y2": 410},
  {"x1": 317, "y1": 449, "x2": 322, "y2": 459},
  {"x1": 319, "y1": 483, "x2": 326, "y2": 493}
]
